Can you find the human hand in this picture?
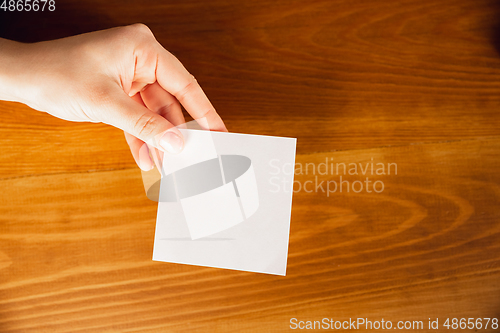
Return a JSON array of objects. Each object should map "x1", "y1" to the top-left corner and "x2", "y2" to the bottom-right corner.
[{"x1": 0, "y1": 24, "x2": 227, "y2": 170}]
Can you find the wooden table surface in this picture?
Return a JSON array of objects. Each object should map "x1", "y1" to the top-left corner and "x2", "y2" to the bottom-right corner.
[{"x1": 1, "y1": 0, "x2": 500, "y2": 332}]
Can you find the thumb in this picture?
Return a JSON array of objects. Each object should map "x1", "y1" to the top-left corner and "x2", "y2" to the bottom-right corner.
[{"x1": 100, "y1": 89, "x2": 184, "y2": 154}]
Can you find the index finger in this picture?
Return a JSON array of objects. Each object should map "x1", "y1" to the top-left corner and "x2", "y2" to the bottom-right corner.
[{"x1": 155, "y1": 47, "x2": 227, "y2": 132}]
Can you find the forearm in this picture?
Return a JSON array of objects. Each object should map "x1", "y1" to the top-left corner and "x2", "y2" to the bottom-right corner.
[{"x1": 0, "y1": 38, "x2": 38, "y2": 105}]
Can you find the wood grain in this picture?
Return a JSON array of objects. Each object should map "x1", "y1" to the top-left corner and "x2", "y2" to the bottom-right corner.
[{"x1": 1, "y1": 0, "x2": 500, "y2": 331}]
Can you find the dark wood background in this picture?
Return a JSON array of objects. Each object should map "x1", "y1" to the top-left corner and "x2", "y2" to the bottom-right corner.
[{"x1": 1, "y1": 0, "x2": 500, "y2": 331}]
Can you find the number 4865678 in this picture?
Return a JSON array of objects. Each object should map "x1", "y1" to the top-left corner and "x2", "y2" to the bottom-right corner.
[
  {"x1": 443, "y1": 318, "x2": 498, "y2": 330},
  {"x1": 1, "y1": 0, "x2": 55, "y2": 11}
]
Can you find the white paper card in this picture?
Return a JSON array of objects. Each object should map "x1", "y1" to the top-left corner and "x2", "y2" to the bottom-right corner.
[{"x1": 153, "y1": 130, "x2": 297, "y2": 276}]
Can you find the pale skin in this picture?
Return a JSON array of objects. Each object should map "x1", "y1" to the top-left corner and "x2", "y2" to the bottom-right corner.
[{"x1": 0, "y1": 23, "x2": 227, "y2": 171}]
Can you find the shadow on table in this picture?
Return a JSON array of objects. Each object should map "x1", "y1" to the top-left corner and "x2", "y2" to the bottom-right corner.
[
  {"x1": 490, "y1": 1, "x2": 500, "y2": 57},
  {"x1": 489, "y1": 3, "x2": 500, "y2": 323},
  {"x1": 0, "y1": 2, "x2": 115, "y2": 42}
]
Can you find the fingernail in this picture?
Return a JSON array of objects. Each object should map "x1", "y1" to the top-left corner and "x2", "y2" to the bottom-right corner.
[
  {"x1": 159, "y1": 131, "x2": 184, "y2": 154},
  {"x1": 139, "y1": 144, "x2": 154, "y2": 171},
  {"x1": 139, "y1": 158, "x2": 154, "y2": 171}
]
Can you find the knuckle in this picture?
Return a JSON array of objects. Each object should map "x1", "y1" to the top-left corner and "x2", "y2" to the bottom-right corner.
[
  {"x1": 200, "y1": 108, "x2": 213, "y2": 118},
  {"x1": 157, "y1": 101, "x2": 176, "y2": 116},
  {"x1": 133, "y1": 113, "x2": 158, "y2": 139},
  {"x1": 129, "y1": 23, "x2": 153, "y2": 36},
  {"x1": 114, "y1": 24, "x2": 154, "y2": 44},
  {"x1": 175, "y1": 76, "x2": 197, "y2": 101}
]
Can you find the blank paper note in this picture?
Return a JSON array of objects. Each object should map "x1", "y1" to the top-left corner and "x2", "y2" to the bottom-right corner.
[{"x1": 152, "y1": 129, "x2": 297, "y2": 276}]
